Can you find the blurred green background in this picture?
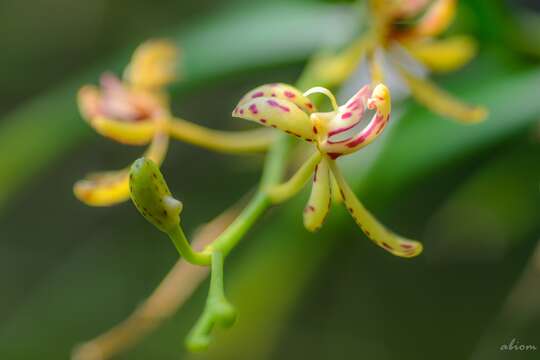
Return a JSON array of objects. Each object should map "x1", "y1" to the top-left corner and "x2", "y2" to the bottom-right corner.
[{"x1": 0, "y1": 0, "x2": 539, "y2": 359}]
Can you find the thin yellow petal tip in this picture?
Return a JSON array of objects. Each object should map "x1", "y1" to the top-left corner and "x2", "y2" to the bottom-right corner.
[{"x1": 125, "y1": 39, "x2": 179, "y2": 89}]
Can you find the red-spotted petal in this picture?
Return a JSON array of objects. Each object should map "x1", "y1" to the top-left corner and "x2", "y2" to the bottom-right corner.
[
  {"x1": 237, "y1": 83, "x2": 316, "y2": 113},
  {"x1": 233, "y1": 97, "x2": 315, "y2": 140},
  {"x1": 317, "y1": 84, "x2": 391, "y2": 156},
  {"x1": 327, "y1": 85, "x2": 370, "y2": 138},
  {"x1": 303, "y1": 160, "x2": 331, "y2": 232}
]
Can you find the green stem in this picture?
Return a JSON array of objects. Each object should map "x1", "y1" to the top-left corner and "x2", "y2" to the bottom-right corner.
[
  {"x1": 210, "y1": 135, "x2": 292, "y2": 256},
  {"x1": 186, "y1": 251, "x2": 236, "y2": 351},
  {"x1": 188, "y1": 69, "x2": 321, "y2": 351},
  {"x1": 168, "y1": 226, "x2": 212, "y2": 265},
  {"x1": 266, "y1": 151, "x2": 322, "y2": 204}
]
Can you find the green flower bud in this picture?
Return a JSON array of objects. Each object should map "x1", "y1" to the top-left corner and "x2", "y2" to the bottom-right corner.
[{"x1": 129, "y1": 157, "x2": 182, "y2": 233}]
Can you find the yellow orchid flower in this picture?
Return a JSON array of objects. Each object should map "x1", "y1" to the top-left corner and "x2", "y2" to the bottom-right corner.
[
  {"x1": 74, "y1": 39, "x2": 275, "y2": 207},
  {"x1": 234, "y1": 82, "x2": 422, "y2": 258},
  {"x1": 308, "y1": 0, "x2": 487, "y2": 123}
]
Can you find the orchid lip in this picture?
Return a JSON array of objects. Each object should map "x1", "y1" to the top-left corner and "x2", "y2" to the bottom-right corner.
[
  {"x1": 327, "y1": 118, "x2": 362, "y2": 138},
  {"x1": 326, "y1": 106, "x2": 375, "y2": 145}
]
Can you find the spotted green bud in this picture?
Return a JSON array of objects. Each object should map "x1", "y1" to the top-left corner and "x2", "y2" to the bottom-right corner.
[{"x1": 129, "y1": 157, "x2": 182, "y2": 233}]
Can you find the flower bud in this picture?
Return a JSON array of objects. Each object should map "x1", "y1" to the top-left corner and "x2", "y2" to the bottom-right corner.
[{"x1": 129, "y1": 158, "x2": 182, "y2": 233}]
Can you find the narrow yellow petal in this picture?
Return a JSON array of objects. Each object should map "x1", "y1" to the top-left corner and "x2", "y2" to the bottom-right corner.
[
  {"x1": 405, "y1": 36, "x2": 477, "y2": 73},
  {"x1": 304, "y1": 35, "x2": 371, "y2": 88},
  {"x1": 124, "y1": 39, "x2": 179, "y2": 90},
  {"x1": 74, "y1": 128, "x2": 169, "y2": 206},
  {"x1": 89, "y1": 116, "x2": 157, "y2": 145},
  {"x1": 330, "y1": 171, "x2": 343, "y2": 204},
  {"x1": 400, "y1": 68, "x2": 488, "y2": 123},
  {"x1": 303, "y1": 159, "x2": 331, "y2": 232},
  {"x1": 329, "y1": 160, "x2": 423, "y2": 258},
  {"x1": 73, "y1": 168, "x2": 131, "y2": 207}
]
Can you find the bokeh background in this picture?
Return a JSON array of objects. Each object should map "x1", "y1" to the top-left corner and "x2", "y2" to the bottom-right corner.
[{"x1": 0, "y1": 0, "x2": 539, "y2": 359}]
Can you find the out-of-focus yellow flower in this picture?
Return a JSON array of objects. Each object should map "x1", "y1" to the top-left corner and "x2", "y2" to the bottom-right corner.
[
  {"x1": 234, "y1": 82, "x2": 422, "y2": 258},
  {"x1": 309, "y1": 0, "x2": 487, "y2": 123},
  {"x1": 74, "y1": 40, "x2": 176, "y2": 206},
  {"x1": 77, "y1": 73, "x2": 169, "y2": 146},
  {"x1": 75, "y1": 40, "x2": 275, "y2": 207}
]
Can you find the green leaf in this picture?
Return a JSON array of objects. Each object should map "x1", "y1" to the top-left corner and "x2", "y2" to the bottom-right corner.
[{"x1": 425, "y1": 142, "x2": 540, "y2": 262}]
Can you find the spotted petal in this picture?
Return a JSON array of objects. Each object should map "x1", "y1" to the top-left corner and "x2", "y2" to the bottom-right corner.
[
  {"x1": 329, "y1": 161, "x2": 423, "y2": 258},
  {"x1": 74, "y1": 128, "x2": 169, "y2": 206},
  {"x1": 312, "y1": 85, "x2": 370, "y2": 149},
  {"x1": 318, "y1": 84, "x2": 391, "y2": 157},
  {"x1": 233, "y1": 97, "x2": 315, "y2": 141},
  {"x1": 303, "y1": 160, "x2": 331, "y2": 232},
  {"x1": 236, "y1": 83, "x2": 315, "y2": 113}
]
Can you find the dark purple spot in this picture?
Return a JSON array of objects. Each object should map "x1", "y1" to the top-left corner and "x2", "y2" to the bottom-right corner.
[
  {"x1": 267, "y1": 99, "x2": 290, "y2": 112},
  {"x1": 249, "y1": 104, "x2": 259, "y2": 114},
  {"x1": 346, "y1": 133, "x2": 369, "y2": 148},
  {"x1": 284, "y1": 90, "x2": 295, "y2": 98},
  {"x1": 251, "y1": 91, "x2": 264, "y2": 98}
]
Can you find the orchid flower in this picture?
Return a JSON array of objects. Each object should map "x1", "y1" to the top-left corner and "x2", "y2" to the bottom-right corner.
[
  {"x1": 74, "y1": 39, "x2": 275, "y2": 206},
  {"x1": 308, "y1": 0, "x2": 487, "y2": 123},
  {"x1": 234, "y1": 83, "x2": 422, "y2": 258}
]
